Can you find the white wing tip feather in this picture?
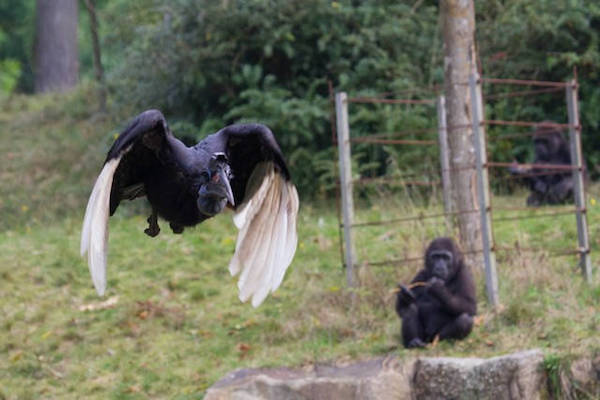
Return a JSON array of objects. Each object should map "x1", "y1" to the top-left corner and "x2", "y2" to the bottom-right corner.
[
  {"x1": 80, "y1": 158, "x2": 120, "y2": 297},
  {"x1": 229, "y1": 167, "x2": 299, "y2": 308}
]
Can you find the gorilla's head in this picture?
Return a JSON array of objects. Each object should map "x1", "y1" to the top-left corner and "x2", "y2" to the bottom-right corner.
[
  {"x1": 425, "y1": 237, "x2": 463, "y2": 281},
  {"x1": 533, "y1": 122, "x2": 567, "y2": 162}
]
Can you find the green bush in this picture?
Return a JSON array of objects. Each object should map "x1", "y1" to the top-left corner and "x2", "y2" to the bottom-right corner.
[
  {"x1": 103, "y1": 0, "x2": 600, "y2": 198},
  {"x1": 106, "y1": 0, "x2": 441, "y2": 197},
  {"x1": 5, "y1": 0, "x2": 598, "y2": 199}
]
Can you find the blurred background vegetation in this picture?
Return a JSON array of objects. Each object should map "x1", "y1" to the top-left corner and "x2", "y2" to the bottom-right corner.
[
  {"x1": 2, "y1": 3, "x2": 600, "y2": 397},
  {"x1": 1, "y1": 0, "x2": 599, "y2": 210}
]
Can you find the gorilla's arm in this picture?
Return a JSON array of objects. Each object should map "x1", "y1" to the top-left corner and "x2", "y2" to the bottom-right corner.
[
  {"x1": 395, "y1": 269, "x2": 428, "y2": 314},
  {"x1": 427, "y1": 269, "x2": 476, "y2": 316}
]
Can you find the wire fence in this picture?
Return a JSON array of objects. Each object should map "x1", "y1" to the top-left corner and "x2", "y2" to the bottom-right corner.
[{"x1": 332, "y1": 74, "x2": 592, "y2": 306}]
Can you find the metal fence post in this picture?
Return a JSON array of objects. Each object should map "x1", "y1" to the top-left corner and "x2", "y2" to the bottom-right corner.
[
  {"x1": 437, "y1": 95, "x2": 452, "y2": 233},
  {"x1": 335, "y1": 92, "x2": 357, "y2": 287},
  {"x1": 469, "y1": 72, "x2": 499, "y2": 306},
  {"x1": 565, "y1": 80, "x2": 592, "y2": 282}
]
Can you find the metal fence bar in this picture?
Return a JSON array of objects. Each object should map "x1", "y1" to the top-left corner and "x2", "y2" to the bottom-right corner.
[
  {"x1": 492, "y1": 205, "x2": 576, "y2": 213},
  {"x1": 349, "y1": 208, "x2": 479, "y2": 228},
  {"x1": 487, "y1": 161, "x2": 577, "y2": 171},
  {"x1": 367, "y1": 248, "x2": 485, "y2": 267},
  {"x1": 489, "y1": 129, "x2": 572, "y2": 141},
  {"x1": 348, "y1": 97, "x2": 435, "y2": 105},
  {"x1": 493, "y1": 209, "x2": 578, "y2": 222},
  {"x1": 495, "y1": 246, "x2": 582, "y2": 257},
  {"x1": 350, "y1": 137, "x2": 436, "y2": 145},
  {"x1": 470, "y1": 72, "x2": 499, "y2": 307},
  {"x1": 355, "y1": 128, "x2": 438, "y2": 139},
  {"x1": 484, "y1": 120, "x2": 571, "y2": 129},
  {"x1": 437, "y1": 95, "x2": 453, "y2": 233},
  {"x1": 354, "y1": 177, "x2": 439, "y2": 186},
  {"x1": 565, "y1": 80, "x2": 592, "y2": 282},
  {"x1": 484, "y1": 86, "x2": 564, "y2": 100},
  {"x1": 481, "y1": 77, "x2": 570, "y2": 88},
  {"x1": 335, "y1": 92, "x2": 357, "y2": 288}
]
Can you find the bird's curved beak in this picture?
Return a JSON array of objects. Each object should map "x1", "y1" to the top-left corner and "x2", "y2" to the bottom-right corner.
[{"x1": 218, "y1": 168, "x2": 235, "y2": 206}]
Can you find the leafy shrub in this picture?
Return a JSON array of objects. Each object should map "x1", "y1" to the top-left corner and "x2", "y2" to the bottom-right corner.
[
  {"x1": 106, "y1": 0, "x2": 441, "y2": 197},
  {"x1": 100, "y1": 0, "x2": 600, "y2": 197}
]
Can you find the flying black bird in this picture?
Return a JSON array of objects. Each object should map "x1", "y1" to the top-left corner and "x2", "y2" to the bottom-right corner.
[{"x1": 80, "y1": 110, "x2": 299, "y2": 307}]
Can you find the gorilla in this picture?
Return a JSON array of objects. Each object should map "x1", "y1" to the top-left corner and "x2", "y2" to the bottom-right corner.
[
  {"x1": 395, "y1": 237, "x2": 476, "y2": 349},
  {"x1": 509, "y1": 122, "x2": 573, "y2": 206}
]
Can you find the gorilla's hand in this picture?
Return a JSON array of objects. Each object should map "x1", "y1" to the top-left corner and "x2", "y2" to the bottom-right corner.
[
  {"x1": 427, "y1": 276, "x2": 445, "y2": 296},
  {"x1": 428, "y1": 276, "x2": 444, "y2": 287},
  {"x1": 397, "y1": 284, "x2": 416, "y2": 306}
]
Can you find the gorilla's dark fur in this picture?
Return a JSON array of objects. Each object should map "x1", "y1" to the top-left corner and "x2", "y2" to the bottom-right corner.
[
  {"x1": 509, "y1": 122, "x2": 573, "y2": 206},
  {"x1": 395, "y1": 237, "x2": 476, "y2": 349}
]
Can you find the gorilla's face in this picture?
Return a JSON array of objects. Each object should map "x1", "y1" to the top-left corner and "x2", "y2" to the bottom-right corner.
[
  {"x1": 424, "y1": 237, "x2": 463, "y2": 281},
  {"x1": 533, "y1": 125, "x2": 564, "y2": 162},
  {"x1": 427, "y1": 249, "x2": 454, "y2": 281},
  {"x1": 534, "y1": 137, "x2": 551, "y2": 161}
]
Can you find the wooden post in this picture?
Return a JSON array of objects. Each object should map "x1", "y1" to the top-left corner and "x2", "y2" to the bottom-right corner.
[
  {"x1": 469, "y1": 72, "x2": 499, "y2": 306},
  {"x1": 335, "y1": 92, "x2": 356, "y2": 287},
  {"x1": 437, "y1": 95, "x2": 452, "y2": 233},
  {"x1": 565, "y1": 80, "x2": 592, "y2": 282}
]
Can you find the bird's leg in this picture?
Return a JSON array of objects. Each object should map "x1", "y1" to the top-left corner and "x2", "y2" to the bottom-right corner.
[
  {"x1": 170, "y1": 222, "x2": 184, "y2": 234},
  {"x1": 144, "y1": 210, "x2": 160, "y2": 237}
]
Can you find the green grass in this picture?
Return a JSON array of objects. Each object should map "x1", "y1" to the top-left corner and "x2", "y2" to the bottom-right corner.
[
  {"x1": 0, "y1": 87, "x2": 124, "y2": 231},
  {"x1": 1, "y1": 201, "x2": 599, "y2": 399},
  {"x1": 1, "y1": 91, "x2": 599, "y2": 399}
]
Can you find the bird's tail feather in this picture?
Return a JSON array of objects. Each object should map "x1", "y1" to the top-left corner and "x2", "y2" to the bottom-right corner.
[
  {"x1": 80, "y1": 158, "x2": 120, "y2": 296},
  {"x1": 229, "y1": 162, "x2": 299, "y2": 307}
]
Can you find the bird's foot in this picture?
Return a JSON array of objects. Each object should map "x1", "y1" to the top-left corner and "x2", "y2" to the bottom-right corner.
[
  {"x1": 170, "y1": 222, "x2": 184, "y2": 234},
  {"x1": 144, "y1": 213, "x2": 160, "y2": 237}
]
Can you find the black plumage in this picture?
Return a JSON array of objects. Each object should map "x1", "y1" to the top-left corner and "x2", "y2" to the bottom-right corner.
[{"x1": 81, "y1": 110, "x2": 299, "y2": 307}]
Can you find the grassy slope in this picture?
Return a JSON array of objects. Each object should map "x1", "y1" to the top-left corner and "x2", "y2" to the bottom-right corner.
[{"x1": 0, "y1": 93, "x2": 599, "y2": 399}]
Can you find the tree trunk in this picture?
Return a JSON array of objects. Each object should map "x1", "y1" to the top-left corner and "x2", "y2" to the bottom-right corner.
[
  {"x1": 34, "y1": 0, "x2": 79, "y2": 93},
  {"x1": 84, "y1": 0, "x2": 106, "y2": 110},
  {"x1": 440, "y1": 0, "x2": 481, "y2": 264}
]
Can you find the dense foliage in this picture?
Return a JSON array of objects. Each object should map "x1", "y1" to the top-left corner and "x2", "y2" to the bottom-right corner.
[
  {"x1": 103, "y1": 0, "x2": 442, "y2": 197},
  {"x1": 1, "y1": 0, "x2": 599, "y2": 198},
  {"x1": 477, "y1": 0, "x2": 600, "y2": 178}
]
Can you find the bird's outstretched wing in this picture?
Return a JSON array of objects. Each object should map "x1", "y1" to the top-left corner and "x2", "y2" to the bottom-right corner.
[
  {"x1": 80, "y1": 109, "x2": 184, "y2": 296},
  {"x1": 205, "y1": 124, "x2": 299, "y2": 307}
]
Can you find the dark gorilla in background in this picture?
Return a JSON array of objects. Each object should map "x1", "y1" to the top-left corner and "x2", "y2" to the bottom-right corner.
[
  {"x1": 509, "y1": 122, "x2": 573, "y2": 206},
  {"x1": 395, "y1": 237, "x2": 476, "y2": 349}
]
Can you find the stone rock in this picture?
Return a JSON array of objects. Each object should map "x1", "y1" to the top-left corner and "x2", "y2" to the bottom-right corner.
[
  {"x1": 412, "y1": 349, "x2": 545, "y2": 400},
  {"x1": 566, "y1": 355, "x2": 600, "y2": 398},
  {"x1": 204, "y1": 355, "x2": 414, "y2": 400},
  {"x1": 205, "y1": 349, "x2": 548, "y2": 400}
]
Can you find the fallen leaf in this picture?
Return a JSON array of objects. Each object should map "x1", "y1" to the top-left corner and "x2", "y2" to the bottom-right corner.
[
  {"x1": 78, "y1": 296, "x2": 119, "y2": 312},
  {"x1": 10, "y1": 351, "x2": 23, "y2": 362},
  {"x1": 127, "y1": 385, "x2": 141, "y2": 393},
  {"x1": 237, "y1": 343, "x2": 251, "y2": 352},
  {"x1": 474, "y1": 315, "x2": 485, "y2": 327}
]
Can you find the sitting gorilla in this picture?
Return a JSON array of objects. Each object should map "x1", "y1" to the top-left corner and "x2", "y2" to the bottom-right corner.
[
  {"x1": 395, "y1": 237, "x2": 476, "y2": 348},
  {"x1": 509, "y1": 122, "x2": 573, "y2": 206}
]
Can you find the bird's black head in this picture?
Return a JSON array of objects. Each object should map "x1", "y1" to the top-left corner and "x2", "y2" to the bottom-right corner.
[{"x1": 197, "y1": 153, "x2": 235, "y2": 217}]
